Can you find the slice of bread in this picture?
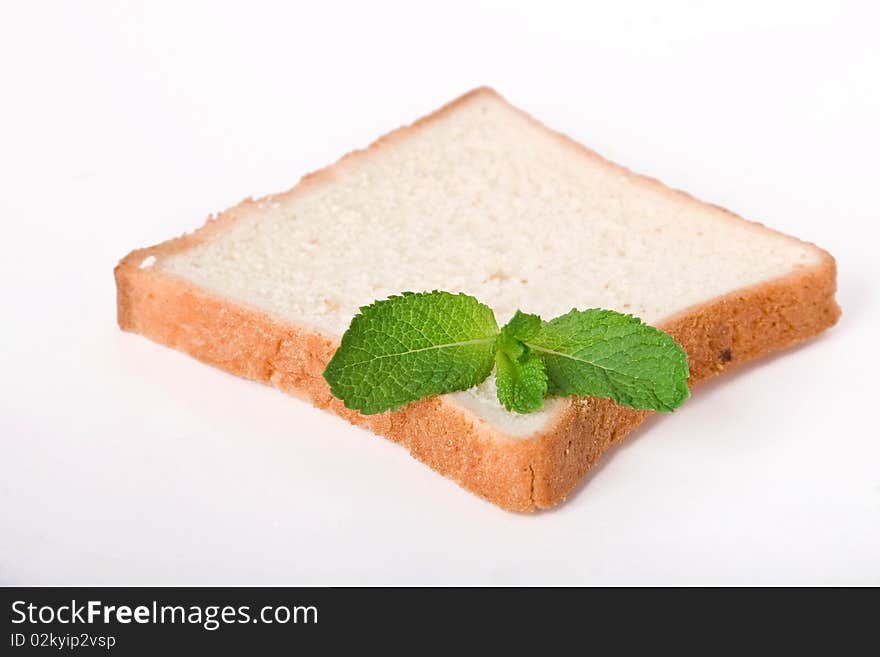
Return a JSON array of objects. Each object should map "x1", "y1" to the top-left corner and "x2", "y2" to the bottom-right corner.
[{"x1": 115, "y1": 87, "x2": 839, "y2": 511}]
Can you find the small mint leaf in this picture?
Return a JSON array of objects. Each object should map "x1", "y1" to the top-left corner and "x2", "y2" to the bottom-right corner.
[
  {"x1": 495, "y1": 347, "x2": 548, "y2": 414},
  {"x1": 322, "y1": 291, "x2": 499, "y2": 414},
  {"x1": 496, "y1": 310, "x2": 542, "y2": 360},
  {"x1": 526, "y1": 309, "x2": 690, "y2": 412},
  {"x1": 501, "y1": 310, "x2": 542, "y2": 342}
]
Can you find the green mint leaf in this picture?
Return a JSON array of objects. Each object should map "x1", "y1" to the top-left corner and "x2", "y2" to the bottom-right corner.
[
  {"x1": 322, "y1": 291, "x2": 499, "y2": 414},
  {"x1": 495, "y1": 347, "x2": 548, "y2": 414},
  {"x1": 526, "y1": 309, "x2": 690, "y2": 412},
  {"x1": 501, "y1": 310, "x2": 542, "y2": 342},
  {"x1": 496, "y1": 310, "x2": 542, "y2": 360},
  {"x1": 495, "y1": 310, "x2": 547, "y2": 412}
]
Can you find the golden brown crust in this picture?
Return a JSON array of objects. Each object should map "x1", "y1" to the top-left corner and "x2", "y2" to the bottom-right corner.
[{"x1": 115, "y1": 88, "x2": 840, "y2": 512}]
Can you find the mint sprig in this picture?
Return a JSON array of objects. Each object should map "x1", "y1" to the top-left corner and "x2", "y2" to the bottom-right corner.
[{"x1": 323, "y1": 291, "x2": 689, "y2": 415}]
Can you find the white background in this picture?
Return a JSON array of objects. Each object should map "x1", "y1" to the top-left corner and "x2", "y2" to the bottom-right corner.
[{"x1": 1, "y1": 1, "x2": 878, "y2": 585}]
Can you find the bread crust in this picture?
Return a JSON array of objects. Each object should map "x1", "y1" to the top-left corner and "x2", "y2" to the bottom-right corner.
[{"x1": 115, "y1": 88, "x2": 840, "y2": 511}]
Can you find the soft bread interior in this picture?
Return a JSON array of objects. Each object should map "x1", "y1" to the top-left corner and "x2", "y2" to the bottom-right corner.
[{"x1": 154, "y1": 90, "x2": 823, "y2": 437}]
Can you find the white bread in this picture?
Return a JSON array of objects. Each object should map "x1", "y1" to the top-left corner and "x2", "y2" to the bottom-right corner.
[{"x1": 115, "y1": 88, "x2": 839, "y2": 510}]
